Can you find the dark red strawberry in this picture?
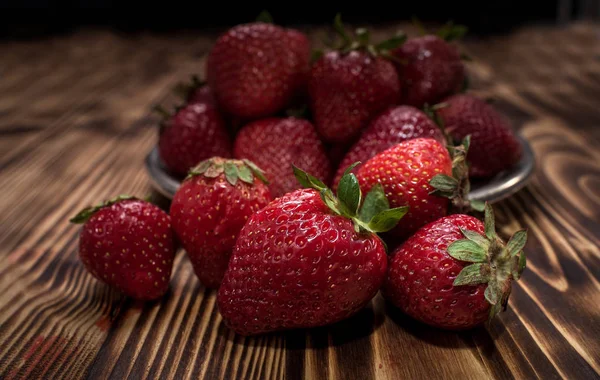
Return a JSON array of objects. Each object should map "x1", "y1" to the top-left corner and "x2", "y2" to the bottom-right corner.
[
  {"x1": 384, "y1": 204, "x2": 527, "y2": 329},
  {"x1": 355, "y1": 138, "x2": 452, "y2": 239},
  {"x1": 217, "y1": 165, "x2": 408, "y2": 335},
  {"x1": 233, "y1": 117, "x2": 332, "y2": 197},
  {"x1": 392, "y1": 28, "x2": 466, "y2": 107},
  {"x1": 70, "y1": 195, "x2": 176, "y2": 301},
  {"x1": 436, "y1": 94, "x2": 523, "y2": 178},
  {"x1": 333, "y1": 105, "x2": 445, "y2": 189},
  {"x1": 308, "y1": 15, "x2": 402, "y2": 144},
  {"x1": 156, "y1": 102, "x2": 232, "y2": 177},
  {"x1": 206, "y1": 16, "x2": 310, "y2": 119},
  {"x1": 170, "y1": 158, "x2": 272, "y2": 288}
]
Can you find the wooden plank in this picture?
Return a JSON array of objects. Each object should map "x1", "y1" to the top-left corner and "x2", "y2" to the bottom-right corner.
[{"x1": 0, "y1": 22, "x2": 599, "y2": 380}]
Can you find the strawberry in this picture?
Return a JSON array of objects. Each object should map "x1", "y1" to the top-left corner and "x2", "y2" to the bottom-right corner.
[
  {"x1": 70, "y1": 195, "x2": 176, "y2": 301},
  {"x1": 391, "y1": 23, "x2": 467, "y2": 107},
  {"x1": 384, "y1": 203, "x2": 527, "y2": 329},
  {"x1": 308, "y1": 15, "x2": 403, "y2": 144},
  {"x1": 217, "y1": 165, "x2": 408, "y2": 335},
  {"x1": 170, "y1": 158, "x2": 272, "y2": 288},
  {"x1": 156, "y1": 101, "x2": 232, "y2": 177},
  {"x1": 233, "y1": 117, "x2": 332, "y2": 198},
  {"x1": 436, "y1": 94, "x2": 523, "y2": 178},
  {"x1": 333, "y1": 105, "x2": 445, "y2": 189},
  {"x1": 206, "y1": 14, "x2": 310, "y2": 120}
]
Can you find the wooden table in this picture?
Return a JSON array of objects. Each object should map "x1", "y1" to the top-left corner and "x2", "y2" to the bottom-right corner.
[{"x1": 1, "y1": 22, "x2": 599, "y2": 380}]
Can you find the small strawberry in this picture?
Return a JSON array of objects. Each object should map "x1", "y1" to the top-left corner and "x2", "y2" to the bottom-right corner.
[
  {"x1": 206, "y1": 13, "x2": 310, "y2": 119},
  {"x1": 217, "y1": 165, "x2": 408, "y2": 335},
  {"x1": 156, "y1": 101, "x2": 232, "y2": 177},
  {"x1": 170, "y1": 158, "x2": 272, "y2": 288},
  {"x1": 392, "y1": 21, "x2": 468, "y2": 108},
  {"x1": 308, "y1": 15, "x2": 403, "y2": 144},
  {"x1": 333, "y1": 105, "x2": 445, "y2": 189},
  {"x1": 384, "y1": 203, "x2": 527, "y2": 329},
  {"x1": 233, "y1": 117, "x2": 332, "y2": 197},
  {"x1": 436, "y1": 94, "x2": 523, "y2": 178},
  {"x1": 70, "y1": 195, "x2": 176, "y2": 301}
]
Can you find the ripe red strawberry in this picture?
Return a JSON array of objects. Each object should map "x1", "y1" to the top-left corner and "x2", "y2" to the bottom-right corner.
[
  {"x1": 308, "y1": 16, "x2": 402, "y2": 143},
  {"x1": 333, "y1": 105, "x2": 446, "y2": 189},
  {"x1": 156, "y1": 101, "x2": 232, "y2": 177},
  {"x1": 392, "y1": 32, "x2": 465, "y2": 107},
  {"x1": 70, "y1": 195, "x2": 176, "y2": 300},
  {"x1": 355, "y1": 137, "x2": 453, "y2": 239},
  {"x1": 170, "y1": 158, "x2": 272, "y2": 288},
  {"x1": 384, "y1": 204, "x2": 527, "y2": 329},
  {"x1": 206, "y1": 18, "x2": 310, "y2": 119},
  {"x1": 436, "y1": 94, "x2": 523, "y2": 178},
  {"x1": 233, "y1": 117, "x2": 332, "y2": 197},
  {"x1": 217, "y1": 166, "x2": 408, "y2": 335}
]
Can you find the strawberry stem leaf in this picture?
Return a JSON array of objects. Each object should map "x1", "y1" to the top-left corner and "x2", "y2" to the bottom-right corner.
[
  {"x1": 368, "y1": 206, "x2": 409, "y2": 233},
  {"x1": 448, "y1": 239, "x2": 487, "y2": 262},
  {"x1": 224, "y1": 162, "x2": 238, "y2": 186},
  {"x1": 484, "y1": 203, "x2": 496, "y2": 240},
  {"x1": 293, "y1": 165, "x2": 327, "y2": 191},
  {"x1": 337, "y1": 171, "x2": 361, "y2": 216},
  {"x1": 437, "y1": 21, "x2": 468, "y2": 42},
  {"x1": 256, "y1": 10, "x2": 274, "y2": 24},
  {"x1": 460, "y1": 228, "x2": 490, "y2": 250},
  {"x1": 70, "y1": 194, "x2": 137, "y2": 224},
  {"x1": 358, "y1": 184, "x2": 389, "y2": 225},
  {"x1": 375, "y1": 32, "x2": 407, "y2": 51},
  {"x1": 453, "y1": 263, "x2": 490, "y2": 286},
  {"x1": 187, "y1": 158, "x2": 269, "y2": 186},
  {"x1": 506, "y1": 229, "x2": 527, "y2": 257},
  {"x1": 430, "y1": 174, "x2": 458, "y2": 193}
]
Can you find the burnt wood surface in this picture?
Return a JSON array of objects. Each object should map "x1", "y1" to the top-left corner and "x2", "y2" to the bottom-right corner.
[{"x1": 0, "y1": 22, "x2": 599, "y2": 379}]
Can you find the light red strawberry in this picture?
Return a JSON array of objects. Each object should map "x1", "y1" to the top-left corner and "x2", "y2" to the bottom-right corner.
[
  {"x1": 156, "y1": 101, "x2": 232, "y2": 177},
  {"x1": 206, "y1": 17, "x2": 310, "y2": 119},
  {"x1": 384, "y1": 203, "x2": 527, "y2": 329},
  {"x1": 217, "y1": 166, "x2": 408, "y2": 335},
  {"x1": 333, "y1": 105, "x2": 446, "y2": 189},
  {"x1": 233, "y1": 117, "x2": 332, "y2": 197},
  {"x1": 308, "y1": 15, "x2": 402, "y2": 144},
  {"x1": 70, "y1": 195, "x2": 176, "y2": 301},
  {"x1": 170, "y1": 158, "x2": 272, "y2": 288},
  {"x1": 355, "y1": 137, "x2": 453, "y2": 239},
  {"x1": 436, "y1": 94, "x2": 523, "y2": 178}
]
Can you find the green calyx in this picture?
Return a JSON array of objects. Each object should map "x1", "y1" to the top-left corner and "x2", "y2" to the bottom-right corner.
[
  {"x1": 448, "y1": 203, "x2": 527, "y2": 320},
  {"x1": 412, "y1": 17, "x2": 468, "y2": 42},
  {"x1": 428, "y1": 130, "x2": 485, "y2": 214},
  {"x1": 313, "y1": 14, "x2": 406, "y2": 62},
  {"x1": 255, "y1": 10, "x2": 274, "y2": 24},
  {"x1": 187, "y1": 157, "x2": 269, "y2": 187},
  {"x1": 69, "y1": 194, "x2": 137, "y2": 224},
  {"x1": 172, "y1": 75, "x2": 206, "y2": 103},
  {"x1": 293, "y1": 162, "x2": 408, "y2": 236}
]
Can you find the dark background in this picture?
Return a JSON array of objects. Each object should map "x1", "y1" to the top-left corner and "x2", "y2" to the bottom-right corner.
[{"x1": 1, "y1": 0, "x2": 599, "y2": 39}]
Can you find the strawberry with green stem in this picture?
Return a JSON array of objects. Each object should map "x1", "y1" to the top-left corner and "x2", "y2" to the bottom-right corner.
[
  {"x1": 308, "y1": 14, "x2": 404, "y2": 144},
  {"x1": 217, "y1": 163, "x2": 408, "y2": 335},
  {"x1": 384, "y1": 203, "x2": 527, "y2": 329}
]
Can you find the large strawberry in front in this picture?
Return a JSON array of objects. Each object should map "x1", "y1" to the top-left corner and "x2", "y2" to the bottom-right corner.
[
  {"x1": 217, "y1": 165, "x2": 408, "y2": 335},
  {"x1": 70, "y1": 195, "x2": 176, "y2": 300},
  {"x1": 384, "y1": 204, "x2": 527, "y2": 329},
  {"x1": 206, "y1": 16, "x2": 309, "y2": 119},
  {"x1": 233, "y1": 117, "x2": 332, "y2": 197},
  {"x1": 170, "y1": 158, "x2": 272, "y2": 288},
  {"x1": 308, "y1": 15, "x2": 402, "y2": 144}
]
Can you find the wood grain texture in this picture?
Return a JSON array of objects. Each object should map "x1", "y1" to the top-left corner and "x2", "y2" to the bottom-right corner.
[{"x1": 1, "y1": 22, "x2": 599, "y2": 380}]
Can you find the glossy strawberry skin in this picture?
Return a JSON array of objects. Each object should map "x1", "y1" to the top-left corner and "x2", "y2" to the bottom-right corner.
[
  {"x1": 356, "y1": 138, "x2": 452, "y2": 239},
  {"x1": 436, "y1": 94, "x2": 522, "y2": 178},
  {"x1": 308, "y1": 51, "x2": 400, "y2": 144},
  {"x1": 170, "y1": 173, "x2": 271, "y2": 289},
  {"x1": 392, "y1": 35, "x2": 464, "y2": 107},
  {"x1": 333, "y1": 105, "x2": 445, "y2": 189},
  {"x1": 217, "y1": 189, "x2": 387, "y2": 336},
  {"x1": 234, "y1": 117, "x2": 332, "y2": 197},
  {"x1": 158, "y1": 103, "x2": 232, "y2": 176},
  {"x1": 78, "y1": 200, "x2": 176, "y2": 300},
  {"x1": 206, "y1": 23, "x2": 310, "y2": 119},
  {"x1": 384, "y1": 214, "x2": 490, "y2": 329}
]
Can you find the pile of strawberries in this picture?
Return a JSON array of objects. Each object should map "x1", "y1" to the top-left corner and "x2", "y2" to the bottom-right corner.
[{"x1": 70, "y1": 13, "x2": 528, "y2": 335}]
